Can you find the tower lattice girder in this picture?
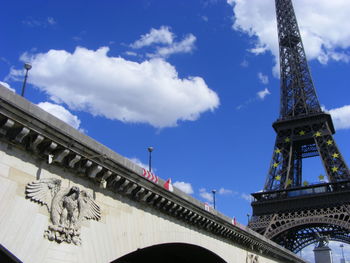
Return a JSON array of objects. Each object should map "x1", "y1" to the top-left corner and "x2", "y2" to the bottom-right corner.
[
  {"x1": 249, "y1": 0, "x2": 350, "y2": 252},
  {"x1": 276, "y1": 0, "x2": 320, "y2": 118}
]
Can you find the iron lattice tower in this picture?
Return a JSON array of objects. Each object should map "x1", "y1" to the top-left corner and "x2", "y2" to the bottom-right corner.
[{"x1": 249, "y1": 0, "x2": 350, "y2": 252}]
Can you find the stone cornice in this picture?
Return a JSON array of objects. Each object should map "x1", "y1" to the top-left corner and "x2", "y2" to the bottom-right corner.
[{"x1": 0, "y1": 85, "x2": 305, "y2": 263}]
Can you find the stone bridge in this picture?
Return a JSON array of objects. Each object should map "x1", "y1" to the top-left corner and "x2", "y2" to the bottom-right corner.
[{"x1": 0, "y1": 85, "x2": 306, "y2": 263}]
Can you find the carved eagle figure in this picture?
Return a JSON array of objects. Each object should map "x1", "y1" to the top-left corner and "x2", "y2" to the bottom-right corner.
[{"x1": 25, "y1": 178, "x2": 101, "y2": 229}]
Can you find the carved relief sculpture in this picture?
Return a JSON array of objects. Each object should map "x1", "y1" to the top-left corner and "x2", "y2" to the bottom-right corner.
[
  {"x1": 25, "y1": 178, "x2": 101, "y2": 245},
  {"x1": 246, "y1": 253, "x2": 259, "y2": 263}
]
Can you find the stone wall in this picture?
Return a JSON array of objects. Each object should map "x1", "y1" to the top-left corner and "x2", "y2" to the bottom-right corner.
[{"x1": 0, "y1": 140, "x2": 296, "y2": 263}]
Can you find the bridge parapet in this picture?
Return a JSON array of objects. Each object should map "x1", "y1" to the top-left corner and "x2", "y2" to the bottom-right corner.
[{"x1": 0, "y1": 85, "x2": 305, "y2": 263}]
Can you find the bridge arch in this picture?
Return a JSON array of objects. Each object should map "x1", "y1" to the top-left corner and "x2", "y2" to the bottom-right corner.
[{"x1": 113, "y1": 243, "x2": 227, "y2": 263}]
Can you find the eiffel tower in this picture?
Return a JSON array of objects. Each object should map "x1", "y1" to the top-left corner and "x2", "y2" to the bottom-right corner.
[{"x1": 248, "y1": 0, "x2": 350, "y2": 252}]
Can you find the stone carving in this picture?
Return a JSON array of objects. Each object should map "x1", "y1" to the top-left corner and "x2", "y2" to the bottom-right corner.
[
  {"x1": 25, "y1": 178, "x2": 101, "y2": 245},
  {"x1": 246, "y1": 253, "x2": 259, "y2": 263}
]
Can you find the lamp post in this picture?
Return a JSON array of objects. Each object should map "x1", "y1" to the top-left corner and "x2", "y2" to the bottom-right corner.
[
  {"x1": 247, "y1": 214, "x2": 250, "y2": 224},
  {"x1": 21, "y1": 63, "x2": 32, "y2": 97},
  {"x1": 212, "y1": 189, "x2": 216, "y2": 209},
  {"x1": 148, "y1": 147, "x2": 153, "y2": 172},
  {"x1": 340, "y1": 244, "x2": 345, "y2": 263}
]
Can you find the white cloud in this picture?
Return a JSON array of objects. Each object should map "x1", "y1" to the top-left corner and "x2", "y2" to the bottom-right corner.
[
  {"x1": 128, "y1": 157, "x2": 149, "y2": 170},
  {"x1": 257, "y1": 88, "x2": 271, "y2": 100},
  {"x1": 250, "y1": 45, "x2": 269, "y2": 55},
  {"x1": 227, "y1": 0, "x2": 350, "y2": 75},
  {"x1": 0, "y1": 81, "x2": 15, "y2": 92},
  {"x1": 257, "y1": 72, "x2": 269, "y2": 85},
  {"x1": 125, "y1": 51, "x2": 137, "y2": 57},
  {"x1": 22, "y1": 16, "x2": 57, "y2": 27},
  {"x1": 22, "y1": 17, "x2": 42, "y2": 27},
  {"x1": 8, "y1": 47, "x2": 219, "y2": 128},
  {"x1": 240, "y1": 193, "x2": 253, "y2": 202},
  {"x1": 37, "y1": 102, "x2": 81, "y2": 129},
  {"x1": 0, "y1": 57, "x2": 11, "y2": 66},
  {"x1": 201, "y1": 16, "x2": 208, "y2": 22},
  {"x1": 236, "y1": 97, "x2": 257, "y2": 110},
  {"x1": 240, "y1": 59, "x2": 249, "y2": 68},
  {"x1": 130, "y1": 26, "x2": 174, "y2": 49},
  {"x1": 130, "y1": 26, "x2": 196, "y2": 58},
  {"x1": 327, "y1": 105, "x2": 350, "y2": 130},
  {"x1": 199, "y1": 188, "x2": 213, "y2": 203},
  {"x1": 47, "y1": 17, "x2": 56, "y2": 25},
  {"x1": 72, "y1": 36, "x2": 82, "y2": 42},
  {"x1": 218, "y1": 187, "x2": 233, "y2": 195},
  {"x1": 236, "y1": 87, "x2": 271, "y2": 109},
  {"x1": 199, "y1": 186, "x2": 241, "y2": 203},
  {"x1": 151, "y1": 34, "x2": 196, "y2": 58},
  {"x1": 173, "y1": 181, "x2": 194, "y2": 194},
  {"x1": 236, "y1": 76, "x2": 271, "y2": 109}
]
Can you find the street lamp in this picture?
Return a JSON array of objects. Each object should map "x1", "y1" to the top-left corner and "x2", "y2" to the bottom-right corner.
[
  {"x1": 212, "y1": 189, "x2": 216, "y2": 209},
  {"x1": 340, "y1": 244, "x2": 345, "y2": 263},
  {"x1": 148, "y1": 147, "x2": 154, "y2": 172},
  {"x1": 247, "y1": 214, "x2": 250, "y2": 224},
  {"x1": 21, "y1": 63, "x2": 32, "y2": 97}
]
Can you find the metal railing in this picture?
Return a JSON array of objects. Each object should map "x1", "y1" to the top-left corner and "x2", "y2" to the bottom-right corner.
[{"x1": 252, "y1": 180, "x2": 350, "y2": 202}]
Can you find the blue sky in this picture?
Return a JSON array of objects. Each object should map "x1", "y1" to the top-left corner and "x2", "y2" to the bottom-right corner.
[{"x1": 1, "y1": 0, "x2": 350, "y2": 262}]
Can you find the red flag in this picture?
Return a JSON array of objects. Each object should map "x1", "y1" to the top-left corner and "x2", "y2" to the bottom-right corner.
[
  {"x1": 163, "y1": 178, "x2": 173, "y2": 192},
  {"x1": 232, "y1": 217, "x2": 237, "y2": 225}
]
